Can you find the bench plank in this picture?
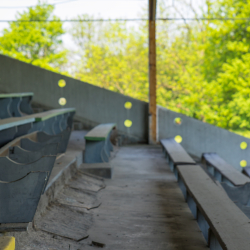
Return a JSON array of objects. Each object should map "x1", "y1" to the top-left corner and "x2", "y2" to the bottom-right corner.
[
  {"x1": 85, "y1": 123, "x2": 116, "y2": 141},
  {"x1": 161, "y1": 138, "x2": 195, "y2": 164},
  {"x1": 203, "y1": 153, "x2": 250, "y2": 186},
  {"x1": 28, "y1": 108, "x2": 76, "y2": 122},
  {"x1": 0, "y1": 117, "x2": 35, "y2": 130},
  {"x1": 177, "y1": 164, "x2": 250, "y2": 250}
]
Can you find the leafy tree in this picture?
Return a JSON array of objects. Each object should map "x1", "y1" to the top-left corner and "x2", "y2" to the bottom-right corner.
[
  {"x1": 70, "y1": 16, "x2": 149, "y2": 100},
  {"x1": 69, "y1": 0, "x2": 250, "y2": 137},
  {"x1": 0, "y1": 2, "x2": 67, "y2": 72}
]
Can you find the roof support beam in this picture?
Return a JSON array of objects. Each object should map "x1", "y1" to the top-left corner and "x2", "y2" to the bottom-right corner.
[{"x1": 148, "y1": 0, "x2": 157, "y2": 144}]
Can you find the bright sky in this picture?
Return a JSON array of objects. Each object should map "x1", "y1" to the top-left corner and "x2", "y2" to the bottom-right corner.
[
  {"x1": 0, "y1": 0, "x2": 204, "y2": 49},
  {"x1": 0, "y1": 0, "x2": 148, "y2": 48}
]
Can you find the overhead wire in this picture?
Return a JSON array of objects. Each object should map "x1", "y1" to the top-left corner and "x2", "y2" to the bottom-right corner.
[{"x1": 0, "y1": 17, "x2": 248, "y2": 22}]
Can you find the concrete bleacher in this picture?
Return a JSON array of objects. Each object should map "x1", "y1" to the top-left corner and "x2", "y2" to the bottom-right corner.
[
  {"x1": 0, "y1": 95, "x2": 76, "y2": 236},
  {"x1": 2, "y1": 56, "x2": 250, "y2": 249}
]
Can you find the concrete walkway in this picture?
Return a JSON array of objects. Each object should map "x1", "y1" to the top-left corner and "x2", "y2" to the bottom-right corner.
[{"x1": 88, "y1": 145, "x2": 208, "y2": 249}]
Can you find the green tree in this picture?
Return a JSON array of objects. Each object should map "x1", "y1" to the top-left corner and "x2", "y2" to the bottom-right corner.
[
  {"x1": 0, "y1": 2, "x2": 67, "y2": 72},
  {"x1": 70, "y1": 16, "x2": 149, "y2": 100},
  {"x1": 69, "y1": 1, "x2": 250, "y2": 137}
]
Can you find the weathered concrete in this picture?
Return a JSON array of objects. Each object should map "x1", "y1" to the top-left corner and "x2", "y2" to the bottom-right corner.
[
  {"x1": 87, "y1": 145, "x2": 208, "y2": 249},
  {"x1": 6, "y1": 135, "x2": 208, "y2": 249},
  {"x1": 0, "y1": 54, "x2": 148, "y2": 142},
  {"x1": 81, "y1": 162, "x2": 113, "y2": 179}
]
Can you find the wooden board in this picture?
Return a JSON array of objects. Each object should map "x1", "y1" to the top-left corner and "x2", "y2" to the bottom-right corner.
[
  {"x1": 161, "y1": 138, "x2": 196, "y2": 164},
  {"x1": 177, "y1": 164, "x2": 250, "y2": 250},
  {"x1": 203, "y1": 153, "x2": 250, "y2": 186},
  {"x1": 28, "y1": 108, "x2": 76, "y2": 121},
  {"x1": 0, "y1": 92, "x2": 33, "y2": 98},
  {"x1": 85, "y1": 123, "x2": 116, "y2": 141},
  {"x1": 0, "y1": 116, "x2": 35, "y2": 130}
]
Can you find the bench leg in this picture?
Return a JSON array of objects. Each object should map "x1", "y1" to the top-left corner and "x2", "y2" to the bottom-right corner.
[
  {"x1": 43, "y1": 117, "x2": 57, "y2": 135},
  {"x1": 9, "y1": 97, "x2": 22, "y2": 117},
  {"x1": 15, "y1": 123, "x2": 32, "y2": 138},
  {"x1": 19, "y1": 96, "x2": 33, "y2": 115},
  {"x1": 197, "y1": 209, "x2": 210, "y2": 242},
  {"x1": 53, "y1": 114, "x2": 64, "y2": 134},
  {"x1": 174, "y1": 166, "x2": 178, "y2": 179},
  {"x1": 214, "y1": 170, "x2": 222, "y2": 183},
  {"x1": 169, "y1": 160, "x2": 174, "y2": 172},
  {"x1": 0, "y1": 127, "x2": 17, "y2": 147},
  {"x1": 209, "y1": 230, "x2": 223, "y2": 250},
  {"x1": 85, "y1": 140, "x2": 109, "y2": 163},
  {"x1": 187, "y1": 193, "x2": 197, "y2": 219},
  {"x1": 107, "y1": 131, "x2": 114, "y2": 152},
  {"x1": 207, "y1": 164, "x2": 215, "y2": 176},
  {"x1": 178, "y1": 177, "x2": 187, "y2": 201},
  {"x1": 0, "y1": 98, "x2": 11, "y2": 119}
]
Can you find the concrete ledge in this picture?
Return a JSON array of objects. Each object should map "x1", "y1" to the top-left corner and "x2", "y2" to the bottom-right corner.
[
  {"x1": 0, "y1": 224, "x2": 28, "y2": 233},
  {"x1": 0, "y1": 236, "x2": 15, "y2": 250},
  {"x1": 80, "y1": 163, "x2": 113, "y2": 179},
  {"x1": 35, "y1": 149, "x2": 83, "y2": 217}
]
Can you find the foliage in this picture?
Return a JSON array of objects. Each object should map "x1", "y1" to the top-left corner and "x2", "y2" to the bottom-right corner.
[
  {"x1": 69, "y1": 0, "x2": 250, "y2": 136},
  {"x1": 70, "y1": 16, "x2": 148, "y2": 100},
  {"x1": 0, "y1": 2, "x2": 67, "y2": 72}
]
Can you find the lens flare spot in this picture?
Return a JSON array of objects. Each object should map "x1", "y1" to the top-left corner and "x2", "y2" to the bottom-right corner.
[
  {"x1": 124, "y1": 119, "x2": 132, "y2": 128},
  {"x1": 240, "y1": 160, "x2": 247, "y2": 168},
  {"x1": 175, "y1": 135, "x2": 182, "y2": 143},
  {"x1": 58, "y1": 79, "x2": 66, "y2": 88},
  {"x1": 174, "y1": 117, "x2": 182, "y2": 125},
  {"x1": 59, "y1": 97, "x2": 67, "y2": 106},
  {"x1": 240, "y1": 141, "x2": 248, "y2": 150},
  {"x1": 124, "y1": 102, "x2": 132, "y2": 109}
]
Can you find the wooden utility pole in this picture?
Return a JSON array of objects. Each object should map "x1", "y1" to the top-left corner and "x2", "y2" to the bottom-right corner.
[{"x1": 148, "y1": 0, "x2": 157, "y2": 144}]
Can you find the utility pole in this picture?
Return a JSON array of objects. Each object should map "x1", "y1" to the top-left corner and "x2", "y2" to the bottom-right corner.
[{"x1": 148, "y1": 0, "x2": 157, "y2": 144}]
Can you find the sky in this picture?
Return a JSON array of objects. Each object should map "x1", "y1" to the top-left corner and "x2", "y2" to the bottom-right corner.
[
  {"x1": 0, "y1": 0, "x2": 148, "y2": 48},
  {"x1": 0, "y1": 0, "x2": 204, "y2": 49}
]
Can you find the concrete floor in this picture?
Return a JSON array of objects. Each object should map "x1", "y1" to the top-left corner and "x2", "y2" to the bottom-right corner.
[
  {"x1": 10, "y1": 138, "x2": 209, "y2": 249},
  {"x1": 88, "y1": 145, "x2": 208, "y2": 249}
]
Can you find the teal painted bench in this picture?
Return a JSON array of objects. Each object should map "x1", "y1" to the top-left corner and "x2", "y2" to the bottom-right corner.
[
  {"x1": 160, "y1": 138, "x2": 196, "y2": 178},
  {"x1": 202, "y1": 153, "x2": 250, "y2": 187},
  {"x1": 0, "y1": 92, "x2": 33, "y2": 118},
  {"x1": 177, "y1": 164, "x2": 250, "y2": 250},
  {"x1": 28, "y1": 108, "x2": 75, "y2": 135},
  {"x1": 84, "y1": 123, "x2": 116, "y2": 163},
  {"x1": 0, "y1": 116, "x2": 35, "y2": 147}
]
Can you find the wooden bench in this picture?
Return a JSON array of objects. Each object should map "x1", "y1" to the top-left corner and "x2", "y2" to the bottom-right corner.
[
  {"x1": 160, "y1": 138, "x2": 196, "y2": 177},
  {"x1": 84, "y1": 123, "x2": 116, "y2": 163},
  {"x1": 0, "y1": 116, "x2": 35, "y2": 147},
  {"x1": 28, "y1": 108, "x2": 75, "y2": 135},
  {"x1": 202, "y1": 153, "x2": 250, "y2": 187},
  {"x1": 177, "y1": 164, "x2": 250, "y2": 249},
  {"x1": 0, "y1": 92, "x2": 33, "y2": 118}
]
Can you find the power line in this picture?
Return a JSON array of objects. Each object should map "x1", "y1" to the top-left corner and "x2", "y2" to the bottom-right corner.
[{"x1": 0, "y1": 17, "x2": 249, "y2": 22}]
